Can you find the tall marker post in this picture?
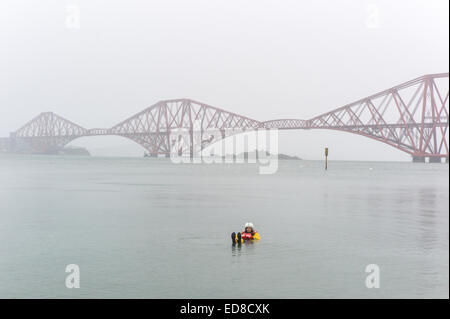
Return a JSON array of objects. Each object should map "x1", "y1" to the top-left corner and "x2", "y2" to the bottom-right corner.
[{"x1": 325, "y1": 147, "x2": 328, "y2": 170}]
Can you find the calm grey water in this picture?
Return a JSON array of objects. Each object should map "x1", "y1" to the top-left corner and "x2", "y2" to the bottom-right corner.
[{"x1": 0, "y1": 155, "x2": 448, "y2": 298}]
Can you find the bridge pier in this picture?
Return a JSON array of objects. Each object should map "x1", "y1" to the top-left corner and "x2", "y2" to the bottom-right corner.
[
  {"x1": 412, "y1": 156, "x2": 426, "y2": 163},
  {"x1": 429, "y1": 157, "x2": 443, "y2": 163},
  {"x1": 145, "y1": 151, "x2": 171, "y2": 158},
  {"x1": 412, "y1": 156, "x2": 448, "y2": 163}
]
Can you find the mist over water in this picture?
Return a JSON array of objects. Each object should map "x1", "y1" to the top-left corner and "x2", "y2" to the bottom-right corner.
[{"x1": 0, "y1": 156, "x2": 448, "y2": 298}]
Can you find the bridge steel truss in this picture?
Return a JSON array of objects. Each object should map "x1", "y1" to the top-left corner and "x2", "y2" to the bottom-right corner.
[
  {"x1": 263, "y1": 73, "x2": 449, "y2": 162},
  {"x1": 9, "y1": 73, "x2": 449, "y2": 161}
]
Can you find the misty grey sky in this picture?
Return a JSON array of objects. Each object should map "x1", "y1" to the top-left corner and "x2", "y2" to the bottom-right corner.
[{"x1": 1, "y1": 0, "x2": 448, "y2": 160}]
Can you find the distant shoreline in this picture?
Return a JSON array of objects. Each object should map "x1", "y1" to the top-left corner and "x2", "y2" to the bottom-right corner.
[
  {"x1": 143, "y1": 150, "x2": 302, "y2": 160},
  {"x1": 238, "y1": 151, "x2": 302, "y2": 160},
  {"x1": 0, "y1": 146, "x2": 91, "y2": 156}
]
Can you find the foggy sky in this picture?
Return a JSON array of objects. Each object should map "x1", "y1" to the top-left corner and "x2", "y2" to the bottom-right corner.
[{"x1": 1, "y1": 0, "x2": 448, "y2": 160}]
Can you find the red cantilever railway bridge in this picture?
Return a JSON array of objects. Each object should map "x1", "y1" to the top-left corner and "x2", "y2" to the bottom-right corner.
[{"x1": 6, "y1": 73, "x2": 449, "y2": 162}]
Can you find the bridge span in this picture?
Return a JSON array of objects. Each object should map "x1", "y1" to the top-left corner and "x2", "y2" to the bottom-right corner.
[{"x1": 2, "y1": 73, "x2": 449, "y2": 162}]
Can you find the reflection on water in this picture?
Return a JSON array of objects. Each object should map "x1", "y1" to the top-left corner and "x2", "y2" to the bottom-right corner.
[
  {"x1": 231, "y1": 240, "x2": 259, "y2": 256},
  {"x1": 0, "y1": 156, "x2": 448, "y2": 298},
  {"x1": 417, "y1": 187, "x2": 439, "y2": 251},
  {"x1": 231, "y1": 243, "x2": 242, "y2": 255}
]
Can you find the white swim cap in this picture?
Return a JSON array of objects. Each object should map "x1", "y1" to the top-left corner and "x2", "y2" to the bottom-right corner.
[{"x1": 245, "y1": 222, "x2": 254, "y2": 228}]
